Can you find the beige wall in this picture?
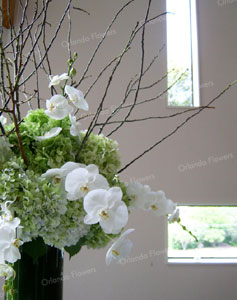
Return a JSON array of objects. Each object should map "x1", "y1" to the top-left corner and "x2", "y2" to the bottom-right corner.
[{"x1": 1, "y1": 0, "x2": 237, "y2": 299}]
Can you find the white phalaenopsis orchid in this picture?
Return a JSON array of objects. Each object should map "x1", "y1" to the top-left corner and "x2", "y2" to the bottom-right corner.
[
  {"x1": 0, "y1": 253, "x2": 14, "y2": 280},
  {"x1": 42, "y1": 162, "x2": 85, "y2": 185},
  {"x1": 65, "y1": 85, "x2": 89, "y2": 111},
  {"x1": 105, "y1": 228, "x2": 134, "y2": 265},
  {"x1": 65, "y1": 164, "x2": 109, "y2": 200},
  {"x1": 126, "y1": 182, "x2": 154, "y2": 210},
  {"x1": 69, "y1": 114, "x2": 81, "y2": 137},
  {"x1": 45, "y1": 95, "x2": 73, "y2": 120},
  {"x1": 84, "y1": 187, "x2": 128, "y2": 234},
  {"x1": 0, "y1": 115, "x2": 7, "y2": 126},
  {"x1": 48, "y1": 73, "x2": 69, "y2": 88},
  {"x1": 0, "y1": 202, "x2": 22, "y2": 237},
  {"x1": 168, "y1": 208, "x2": 180, "y2": 223},
  {"x1": 0, "y1": 262, "x2": 15, "y2": 280},
  {"x1": 0, "y1": 224, "x2": 23, "y2": 264},
  {"x1": 147, "y1": 190, "x2": 176, "y2": 216},
  {"x1": 35, "y1": 127, "x2": 62, "y2": 141}
]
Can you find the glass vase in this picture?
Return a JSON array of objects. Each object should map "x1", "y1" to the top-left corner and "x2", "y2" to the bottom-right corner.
[{"x1": 5, "y1": 245, "x2": 64, "y2": 300}]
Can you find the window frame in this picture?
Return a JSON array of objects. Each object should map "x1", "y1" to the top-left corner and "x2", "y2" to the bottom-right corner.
[
  {"x1": 166, "y1": 0, "x2": 200, "y2": 108},
  {"x1": 166, "y1": 204, "x2": 237, "y2": 265}
]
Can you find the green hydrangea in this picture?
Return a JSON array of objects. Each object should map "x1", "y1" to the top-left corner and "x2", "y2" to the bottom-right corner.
[
  {"x1": 7, "y1": 110, "x2": 121, "y2": 179},
  {"x1": 0, "y1": 158, "x2": 89, "y2": 248},
  {"x1": 83, "y1": 224, "x2": 119, "y2": 249},
  {"x1": 7, "y1": 109, "x2": 79, "y2": 174},
  {"x1": 45, "y1": 200, "x2": 90, "y2": 249},
  {"x1": 78, "y1": 131, "x2": 121, "y2": 180}
]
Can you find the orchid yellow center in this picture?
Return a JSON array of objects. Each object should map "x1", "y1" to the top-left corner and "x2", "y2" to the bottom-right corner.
[
  {"x1": 99, "y1": 210, "x2": 110, "y2": 220},
  {"x1": 14, "y1": 239, "x2": 20, "y2": 248},
  {"x1": 54, "y1": 177, "x2": 61, "y2": 183},
  {"x1": 50, "y1": 103, "x2": 55, "y2": 111},
  {"x1": 112, "y1": 250, "x2": 120, "y2": 256},
  {"x1": 80, "y1": 185, "x2": 89, "y2": 193},
  {"x1": 151, "y1": 205, "x2": 158, "y2": 211}
]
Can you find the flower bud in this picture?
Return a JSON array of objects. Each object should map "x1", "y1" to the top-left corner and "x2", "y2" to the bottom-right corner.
[
  {"x1": 73, "y1": 52, "x2": 78, "y2": 60},
  {"x1": 70, "y1": 68, "x2": 77, "y2": 77}
]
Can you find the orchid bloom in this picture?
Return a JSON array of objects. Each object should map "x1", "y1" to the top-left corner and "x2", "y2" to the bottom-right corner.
[
  {"x1": 168, "y1": 208, "x2": 180, "y2": 223},
  {"x1": 147, "y1": 191, "x2": 176, "y2": 216},
  {"x1": 35, "y1": 127, "x2": 62, "y2": 141},
  {"x1": 45, "y1": 95, "x2": 73, "y2": 120},
  {"x1": 126, "y1": 182, "x2": 154, "y2": 210},
  {"x1": 48, "y1": 73, "x2": 69, "y2": 88},
  {"x1": 69, "y1": 114, "x2": 81, "y2": 137},
  {"x1": 42, "y1": 162, "x2": 85, "y2": 184},
  {"x1": 65, "y1": 85, "x2": 89, "y2": 111},
  {"x1": 65, "y1": 164, "x2": 109, "y2": 201},
  {"x1": 84, "y1": 187, "x2": 128, "y2": 234},
  {"x1": 0, "y1": 253, "x2": 14, "y2": 280},
  {"x1": 105, "y1": 228, "x2": 134, "y2": 265},
  {"x1": 0, "y1": 202, "x2": 22, "y2": 232},
  {"x1": 0, "y1": 225, "x2": 23, "y2": 264}
]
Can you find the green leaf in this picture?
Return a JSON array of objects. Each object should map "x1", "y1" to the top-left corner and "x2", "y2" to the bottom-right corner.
[
  {"x1": 22, "y1": 237, "x2": 47, "y2": 261},
  {"x1": 65, "y1": 237, "x2": 86, "y2": 259}
]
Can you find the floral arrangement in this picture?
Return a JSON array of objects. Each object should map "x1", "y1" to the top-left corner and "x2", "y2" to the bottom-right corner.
[
  {"x1": 0, "y1": 0, "x2": 234, "y2": 298},
  {"x1": 0, "y1": 68, "x2": 179, "y2": 282}
]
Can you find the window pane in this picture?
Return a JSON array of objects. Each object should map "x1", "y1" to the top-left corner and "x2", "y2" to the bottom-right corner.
[
  {"x1": 166, "y1": 0, "x2": 199, "y2": 107},
  {"x1": 168, "y1": 206, "x2": 237, "y2": 263}
]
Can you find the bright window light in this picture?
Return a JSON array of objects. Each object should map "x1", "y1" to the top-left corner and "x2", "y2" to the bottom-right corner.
[
  {"x1": 168, "y1": 206, "x2": 237, "y2": 263},
  {"x1": 166, "y1": 0, "x2": 200, "y2": 107}
]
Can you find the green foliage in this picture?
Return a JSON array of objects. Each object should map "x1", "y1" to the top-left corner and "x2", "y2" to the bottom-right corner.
[
  {"x1": 170, "y1": 207, "x2": 237, "y2": 250},
  {"x1": 65, "y1": 236, "x2": 87, "y2": 259},
  {"x1": 202, "y1": 229, "x2": 225, "y2": 247}
]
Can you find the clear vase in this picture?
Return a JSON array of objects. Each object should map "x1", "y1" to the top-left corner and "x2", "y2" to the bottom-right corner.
[{"x1": 5, "y1": 245, "x2": 64, "y2": 300}]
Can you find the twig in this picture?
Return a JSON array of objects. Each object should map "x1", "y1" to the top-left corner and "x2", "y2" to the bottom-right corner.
[
  {"x1": 73, "y1": 6, "x2": 90, "y2": 16},
  {"x1": 105, "y1": 0, "x2": 152, "y2": 136},
  {"x1": 94, "y1": 106, "x2": 215, "y2": 127},
  {"x1": 76, "y1": 0, "x2": 135, "y2": 87}
]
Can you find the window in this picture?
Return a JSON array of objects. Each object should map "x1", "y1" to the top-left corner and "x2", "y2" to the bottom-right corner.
[
  {"x1": 166, "y1": 0, "x2": 200, "y2": 107},
  {"x1": 168, "y1": 206, "x2": 237, "y2": 263}
]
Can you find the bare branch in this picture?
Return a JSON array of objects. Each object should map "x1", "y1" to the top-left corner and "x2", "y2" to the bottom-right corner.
[
  {"x1": 118, "y1": 80, "x2": 237, "y2": 174},
  {"x1": 76, "y1": 0, "x2": 135, "y2": 87},
  {"x1": 105, "y1": 0, "x2": 152, "y2": 136}
]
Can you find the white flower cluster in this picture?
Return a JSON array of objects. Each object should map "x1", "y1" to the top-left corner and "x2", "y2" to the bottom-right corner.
[
  {"x1": 42, "y1": 163, "x2": 128, "y2": 235},
  {"x1": 34, "y1": 73, "x2": 88, "y2": 141},
  {"x1": 0, "y1": 202, "x2": 23, "y2": 280},
  {"x1": 104, "y1": 182, "x2": 179, "y2": 265},
  {"x1": 126, "y1": 182, "x2": 178, "y2": 221}
]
